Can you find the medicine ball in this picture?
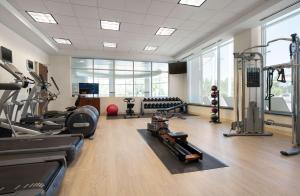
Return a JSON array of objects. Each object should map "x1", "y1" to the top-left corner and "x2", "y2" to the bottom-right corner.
[
  {"x1": 211, "y1": 99, "x2": 218, "y2": 105},
  {"x1": 211, "y1": 85, "x2": 218, "y2": 91}
]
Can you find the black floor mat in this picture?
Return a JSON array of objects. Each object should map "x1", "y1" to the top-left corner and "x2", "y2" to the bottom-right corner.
[
  {"x1": 107, "y1": 113, "x2": 196, "y2": 120},
  {"x1": 137, "y1": 129, "x2": 227, "y2": 174}
]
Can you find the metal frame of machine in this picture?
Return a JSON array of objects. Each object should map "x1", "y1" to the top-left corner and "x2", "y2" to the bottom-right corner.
[{"x1": 224, "y1": 34, "x2": 300, "y2": 156}]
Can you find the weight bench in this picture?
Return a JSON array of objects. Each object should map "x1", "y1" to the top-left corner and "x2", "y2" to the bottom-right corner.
[{"x1": 157, "y1": 103, "x2": 188, "y2": 119}]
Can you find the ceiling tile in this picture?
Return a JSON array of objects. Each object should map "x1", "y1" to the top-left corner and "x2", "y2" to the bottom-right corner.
[
  {"x1": 223, "y1": 0, "x2": 260, "y2": 13},
  {"x1": 119, "y1": 12, "x2": 146, "y2": 24},
  {"x1": 208, "y1": 12, "x2": 238, "y2": 25},
  {"x1": 72, "y1": 4, "x2": 99, "y2": 19},
  {"x1": 69, "y1": 0, "x2": 98, "y2": 7},
  {"x1": 172, "y1": 29, "x2": 192, "y2": 38},
  {"x1": 36, "y1": 23, "x2": 64, "y2": 36},
  {"x1": 201, "y1": 0, "x2": 234, "y2": 10},
  {"x1": 168, "y1": 5, "x2": 198, "y2": 20},
  {"x1": 12, "y1": 0, "x2": 49, "y2": 12},
  {"x1": 177, "y1": 20, "x2": 203, "y2": 30},
  {"x1": 99, "y1": 0, "x2": 126, "y2": 10},
  {"x1": 162, "y1": 18, "x2": 184, "y2": 28},
  {"x1": 139, "y1": 25, "x2": 158, "y2": 35},
  {"x1": 78, "y1": 18, "x2": 100, "y2": 28},
  {"x1": 157, "y1": 0, "x2": 178, "y2": 3},
  {"x1": 61, "y1": 25, "x2": 82, "y2": 35},
  {"x1": 147, "y1": 1, "x2": 176, "y2": 16},
  {"x1": 124, "y1": 0, "x2": 152, "y2": 14},
  {"x1": 82, "y1": 28, "x2": 102, "y2": 37},
  {"x1": 98, "y1": 8, "x2": 126, "y2": 21},
  {"x1": 189, "y1": 8, "x2": 216, "y2": 22},
  {"x1": 143, "y1": 14, "x2": 165, "y2": 26},
  {"x1": 55, "y1": 15, "x2": 78, "y2": 26},
  {"x1": 121, "y1": 23, "x2": 142, "y2": 33},
  {"x1": 44, "y1": 1, "x2": 74, "y2": 16}
]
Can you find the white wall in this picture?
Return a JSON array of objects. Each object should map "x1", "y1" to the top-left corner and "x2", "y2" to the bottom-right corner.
[
  {"x1": 47, "y1": 55, "x2": 75, "y2": 111},
  {"x1": 0, "y1": 21, "x2": 49, "y2": 118},
  {"x1": 169, "y1": 73, "x2": 187, "y2": 102}
]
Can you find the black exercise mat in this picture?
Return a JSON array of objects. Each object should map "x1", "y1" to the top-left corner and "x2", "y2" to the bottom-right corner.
[
  {"x1": 107, "y1": 113, "x2": 196, "y2": 120},
  {"x1": 137, "y1": 129, "x2": 227, "y2": 174}
]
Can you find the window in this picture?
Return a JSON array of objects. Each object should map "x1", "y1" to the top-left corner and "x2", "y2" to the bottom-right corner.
[
  {"x1": 115, "y1": 61, "x2": 134, "y2": 97},
  {"x1": 71, "y1": 58, "x2": 169, "y2": 97},
  {"x1": 219, "y1": 42, "x2": 234, "y2": 107},
  {"x1": 201, "y1": 48, "x2": 218, "y2": 105},
  {"x1": 71, "y1": 58, "x2": 93, "y2": 95},
  {"x1": 134, "y1": 62, "x2": 151, "y2": 97},
  {"x1": 152, "y1": 63, "x2": 169, "y2": 97},
  {"x1": 187, "y1": 40, "x2": 234, "y2": 107},
  {"x1": 262, "y1": 9, "x2": 300, "y2": 113}
]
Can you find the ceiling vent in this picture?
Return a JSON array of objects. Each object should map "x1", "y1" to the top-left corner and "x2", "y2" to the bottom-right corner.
[{"x1": 260, "y1": 0, "x2": 300, "y2": 21}]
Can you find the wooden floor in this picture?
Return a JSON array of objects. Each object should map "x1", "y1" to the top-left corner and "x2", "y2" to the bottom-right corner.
[{"x1": 59, "y1": 116, "x2": 300, "y2": 196}]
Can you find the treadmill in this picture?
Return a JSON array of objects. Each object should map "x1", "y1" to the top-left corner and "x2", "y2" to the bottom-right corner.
[
  {"x1": 0, "y1": 154, "x2": 66, "y2": 196},
  {"x1": 0, "y1": 134, "x2": 84, "y2": 165}
]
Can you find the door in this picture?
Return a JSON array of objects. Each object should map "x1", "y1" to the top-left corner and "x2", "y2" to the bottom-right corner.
[{"x1": 38, "y1": 63, "x2": 48, "y2": 115}]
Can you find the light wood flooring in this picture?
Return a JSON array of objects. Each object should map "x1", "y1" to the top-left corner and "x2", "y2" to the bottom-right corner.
[{"x1": 59, "y1": 115, "x2": 300, "y2": 196}]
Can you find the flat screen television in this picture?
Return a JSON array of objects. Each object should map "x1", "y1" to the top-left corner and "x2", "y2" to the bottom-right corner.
[
  {"x1": 169, "y1": 62, "x2": 187, "y2": 74},
  {"x1": 27, "y1": 60, "x2": 34, "y2": 70},
  {"x1": 1, "y1": 46, "x2": 12, "y2": 63},
  {"x1": 79, "y1": 83, "x2": 99, "y2": 95}
]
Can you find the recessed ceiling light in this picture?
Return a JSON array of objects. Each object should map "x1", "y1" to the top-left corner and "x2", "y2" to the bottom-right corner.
[
  {"x1": 100, "y1": 20, "x2": 120, "y2": 31},
  {"x1": 26, "y1": 11, "x2": 57, "y2": 24},
  {"x1": 156, "y1": 27, "x2": 176, "y2": 36},
  {"x1": 53, "y1": 38, "x2": 72, "y2": 45},
  {"x1": 178, "y1": 0, "x2": 206, "y2": 7},
  {"x1": 103, "y1": 42, "x2": 117, "y2": 48},
  {"x1": 144, "y1": 46, "x2": 158, "y2": 51}
]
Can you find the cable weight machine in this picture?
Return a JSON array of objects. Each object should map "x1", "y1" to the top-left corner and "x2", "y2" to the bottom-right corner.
[{"x1": 224, "y1": 34, "x2": 300, "y2": 156}]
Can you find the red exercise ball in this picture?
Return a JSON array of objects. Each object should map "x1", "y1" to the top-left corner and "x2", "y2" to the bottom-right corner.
[{"x1": 107, "y1": 104, "x2": 118, "y2": 116}]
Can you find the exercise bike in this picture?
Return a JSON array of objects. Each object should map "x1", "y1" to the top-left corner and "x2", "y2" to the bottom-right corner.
[{"x1": 123, "y1": 98, "x2": 140, "y2": 119}]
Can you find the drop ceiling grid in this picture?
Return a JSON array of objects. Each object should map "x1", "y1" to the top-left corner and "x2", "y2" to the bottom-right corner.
[{"x1": 8, "y1": 0, "x2": 265, "y2": 56}]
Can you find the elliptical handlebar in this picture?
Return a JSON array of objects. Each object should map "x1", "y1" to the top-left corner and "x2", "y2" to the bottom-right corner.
[
  {"x1": 0, "y1": 61, "x2": 28, "y2": 88},
  {"x1": 51, "y1": 76, "x2": 60, "y2": 92}
]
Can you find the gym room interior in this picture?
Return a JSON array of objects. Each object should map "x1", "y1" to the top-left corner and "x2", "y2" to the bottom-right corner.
[{"x1": 0, "y1": 0, "x2": 300, "y2": 195}]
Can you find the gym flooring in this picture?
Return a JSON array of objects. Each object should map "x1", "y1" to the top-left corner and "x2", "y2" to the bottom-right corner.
[{"x1": 58, "y1": 116, "x2": 300, "y2": 196}]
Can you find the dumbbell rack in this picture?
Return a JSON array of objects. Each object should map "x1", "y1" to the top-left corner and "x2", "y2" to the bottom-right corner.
[{"x1": 140, "y1": 97, "x2": 183, "y2": 115}]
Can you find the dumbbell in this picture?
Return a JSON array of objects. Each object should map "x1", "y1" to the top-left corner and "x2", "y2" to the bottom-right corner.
[{"x1": 162, "y1": 103, "x2": 167, "y2": 108}]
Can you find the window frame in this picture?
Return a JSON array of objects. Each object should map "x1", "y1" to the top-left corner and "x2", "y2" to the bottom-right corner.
[
  {"x1": 187, "y1": 39, "x2": 234, "y2": 109},
  {"x1": 71, "y1": 58, "x2": 169, "y2": 98},
  {"x1": 260, "y1": 10, "x2": 300, "y2": 115}
]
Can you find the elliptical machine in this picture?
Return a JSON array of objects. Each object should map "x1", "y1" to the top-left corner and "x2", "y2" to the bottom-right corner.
[{"x1": 123, "y1": 98, "x2": 140, "y2": 119}]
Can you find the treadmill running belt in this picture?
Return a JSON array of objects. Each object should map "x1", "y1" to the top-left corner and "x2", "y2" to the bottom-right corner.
[
  {"x1": 0, "y1": 136, "x2": 80, "y2": 150},
  {"x1": 0, "y1": 162, "x2": 61, "y2": 194}
]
